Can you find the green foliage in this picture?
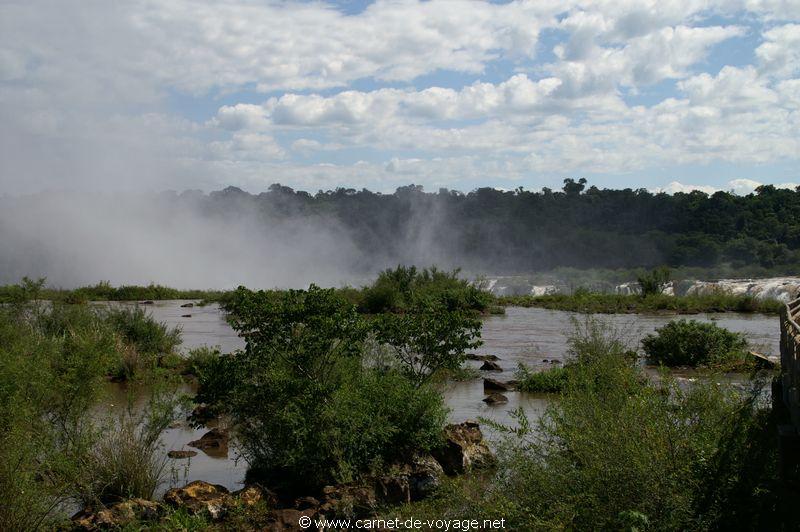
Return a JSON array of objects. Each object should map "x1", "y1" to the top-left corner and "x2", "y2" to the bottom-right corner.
[
  {"x1": 0, "y1": 280, "x2": 181, "y2": 528},
  {"x1": 74, "y1": 393, "x2": 177, "y2": 506},
  {"x1": 0, "y1": 280, "x2": 229, "y2": 304},
  {"x1": 499, "y1": 291, "x2": 783, "y2": 315},
  {"x1": 372, "y1": 302, "x2": 482, "y2": 386},
  {"x1": 642, "y1": 319, "x2": 751, "y2": 369},
  {"x1": 358, "y1": 265, "x2": 493, "y2": 314},
  {"x1": 514, "y1": 364, "x2": 569, "y2": 393},
  {"x1": 409, "y1": 320, "x2": 784, "y2": 530},
  {"x1": 637, "y1": 266, "x2": 671, "y2": 296},
  {"x1": 106, "y1": 306, "x2": 182, "y2": 355},
  {"x1": 197, "y1": 286, "x2": 450, "y2": 490}
]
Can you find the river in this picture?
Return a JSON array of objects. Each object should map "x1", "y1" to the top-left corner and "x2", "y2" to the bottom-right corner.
[{"x1": 113, "y1": 301, "x2": 780, "y2": 494}]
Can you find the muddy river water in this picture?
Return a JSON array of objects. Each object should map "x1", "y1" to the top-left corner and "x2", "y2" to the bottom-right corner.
[{"x1": 112, "y1": 301, "x2": 780, "y2": 495}]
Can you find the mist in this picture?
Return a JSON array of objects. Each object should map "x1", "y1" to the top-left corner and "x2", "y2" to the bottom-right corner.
[{"x1": 0, "y1": 191, "x2": 371, "y2": 289}]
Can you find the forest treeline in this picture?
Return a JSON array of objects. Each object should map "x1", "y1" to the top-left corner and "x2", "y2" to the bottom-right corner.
[{"x1": 178, "y1": 178, "x2": 800, "y2": 273}]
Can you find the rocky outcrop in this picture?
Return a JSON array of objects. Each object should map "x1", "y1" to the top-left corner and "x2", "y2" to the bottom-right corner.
[
  {"x1": 72, "y1": 498, "x2": 160, "y2": 529},
  {"x1": 432, "y1": 421, "x2": 495, "y2": 475},
  {"x1": 480, "y1": 361, "x2": 502, "y2": 371},
  {"x1": 163, "y1": 480, "x2": 232, "y2": 520}
]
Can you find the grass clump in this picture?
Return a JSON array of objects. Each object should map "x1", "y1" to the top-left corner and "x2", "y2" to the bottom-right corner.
[
  {"x1": 106, "y1": 306, "x2": 182, "y2": 356},
  {"x1": 642, "y1": 319, "x2": 752, "y2": 369},
  {"x1": 515, "y1": 363, "x2": 569, "y2": 393}
]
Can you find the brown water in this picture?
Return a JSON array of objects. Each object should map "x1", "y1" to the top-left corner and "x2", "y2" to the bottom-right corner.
[{"x1": 115, "y1": 301, "x2": 781, "y2": 493}]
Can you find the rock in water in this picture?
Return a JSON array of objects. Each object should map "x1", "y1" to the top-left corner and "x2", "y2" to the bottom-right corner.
[
  {"x1": 432, "y1": 421, "x2": 495, "y2": 475},
  {"x1": 466, "y1": 353, "x2": 499, "y2": 361},
  {"x1": 483, "y1": 393, "x2": 508, "y2": 405},
  {"x1": 189, "y1": 427, "x2": 229, "y2": 453},
  {"x1": 480, "y1": 361, "x2": 502, "y2": 371},
  {"x1": 483, "y1": 377, "x2": 513, "y2": 392},
  {"x1": 168, "y1": 449, "x2": 197, "y2": 459}
]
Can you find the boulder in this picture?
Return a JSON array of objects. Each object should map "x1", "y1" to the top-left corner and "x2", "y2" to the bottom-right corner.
[
  {"x1": 482, "y1": 393, "x2": 508, "y2": 405},
  {"x1": 483, "y1": 378, "x2": 513, "y2": 392},
  {"x1": 480, "y1": 361, "x2": 502, "y2": 371},
  {"x1": 163, "y1": 480, "x2": 232, "y2": 520},
  {"x1": 264, "y1": 508, "x2": 320, "y2": 531},
  {"x1": 235, "y1": 484, "x2": 278, "y2": 508},
  {"x1": 320, "y1": 483, "x2": 378, "y2": 517},
  {"x1": 167, "y1": 450, "x2": 197, "y2": 459},
  {"x1": 432, "y1": 421, "x2": 494, "y2": 475},
  {"x1": 408, "y1": 454, "x2": 444, "y2": 501},
  {"x1": 73, "y1": 498, "x2": 160, "y2": 529},
  {"x1": 466, "y1": 354, "x2": 499, "y2": 361}
]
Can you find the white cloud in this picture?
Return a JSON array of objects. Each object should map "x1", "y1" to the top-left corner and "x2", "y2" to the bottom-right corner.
[
  {"x1": 657, "y1": 178, "x2": 799, "y2": 195},
  {"x1": 756, "y1": 23, "x2": 800, "y2": 78}
]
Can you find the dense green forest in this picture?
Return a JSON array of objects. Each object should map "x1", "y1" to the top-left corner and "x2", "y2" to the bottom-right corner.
[{"x1": 183, "y1": 179, "x2": 800, "y2": 273}]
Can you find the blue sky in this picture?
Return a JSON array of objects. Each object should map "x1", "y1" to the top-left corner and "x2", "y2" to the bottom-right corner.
[{"x1": 1, "y1": 0, "x2": 799, "y2": 195}]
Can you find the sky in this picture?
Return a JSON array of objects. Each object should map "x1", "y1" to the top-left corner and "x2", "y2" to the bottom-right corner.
[{"x1": 1, "y1": 0, "x2": 799, "y2": 196}]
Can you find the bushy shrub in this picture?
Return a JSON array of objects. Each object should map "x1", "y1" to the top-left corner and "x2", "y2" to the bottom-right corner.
[
  {"x1": 359, "y1": 265, "x2": 493, "y2": 314},
  {"x1": 637, "y1": 266, "x2": 671, "y2": 296},
  {"x1": 198, "y1": 286, "x2": 454, "y2": 490},
  {"x1": 642, "y1": 319, "x2": 749, "y2": 368}
]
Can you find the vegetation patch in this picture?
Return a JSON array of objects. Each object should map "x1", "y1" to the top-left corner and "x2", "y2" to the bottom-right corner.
[
  {"x1": 514, "y1": 363, "x2": 569, "y2": 393},
  {"x1": 498, "y1": 291, "x2": 783, "y2": 315},
  {"x1": 642, "y1": 319, "x2": 752, "y2": 370}
]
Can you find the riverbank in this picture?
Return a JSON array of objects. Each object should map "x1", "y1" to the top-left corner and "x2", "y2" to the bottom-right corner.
[{"x1": 497, "y1": 292, "x2": 784, "y2": 315}]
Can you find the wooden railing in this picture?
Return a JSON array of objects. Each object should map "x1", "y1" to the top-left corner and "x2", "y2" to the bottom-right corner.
[{"x1": 780, "y1": 297, "x2": 800, "y2": 431}]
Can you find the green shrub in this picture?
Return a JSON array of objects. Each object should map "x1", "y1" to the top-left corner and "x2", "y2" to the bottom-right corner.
[
  {"x1": 198, "y1": 286, "x2": 450, "y2": 490},
  {"x1": 642, "y1": 319, "x2": 750, "y2": 368},
  {"x1": 637, "y1": 266, "x2": 671, "y2": 296},
  {"x1": 359, "y1": 265, "x2": 493, "y2": 314}
]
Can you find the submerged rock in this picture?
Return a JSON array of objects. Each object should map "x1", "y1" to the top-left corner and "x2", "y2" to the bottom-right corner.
[
  {"x1": 163, "y1": 480, "x2": 232, "y2": 520},
  {"x1": 483, "y1": 393, "x2": 508, "y2": 405},
  {"x1": 480, "y1": 361, "x2": 502, "y2": 371},
  {"x1": 432, "y1": 421, "x2": 494, "y2": 475}
]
